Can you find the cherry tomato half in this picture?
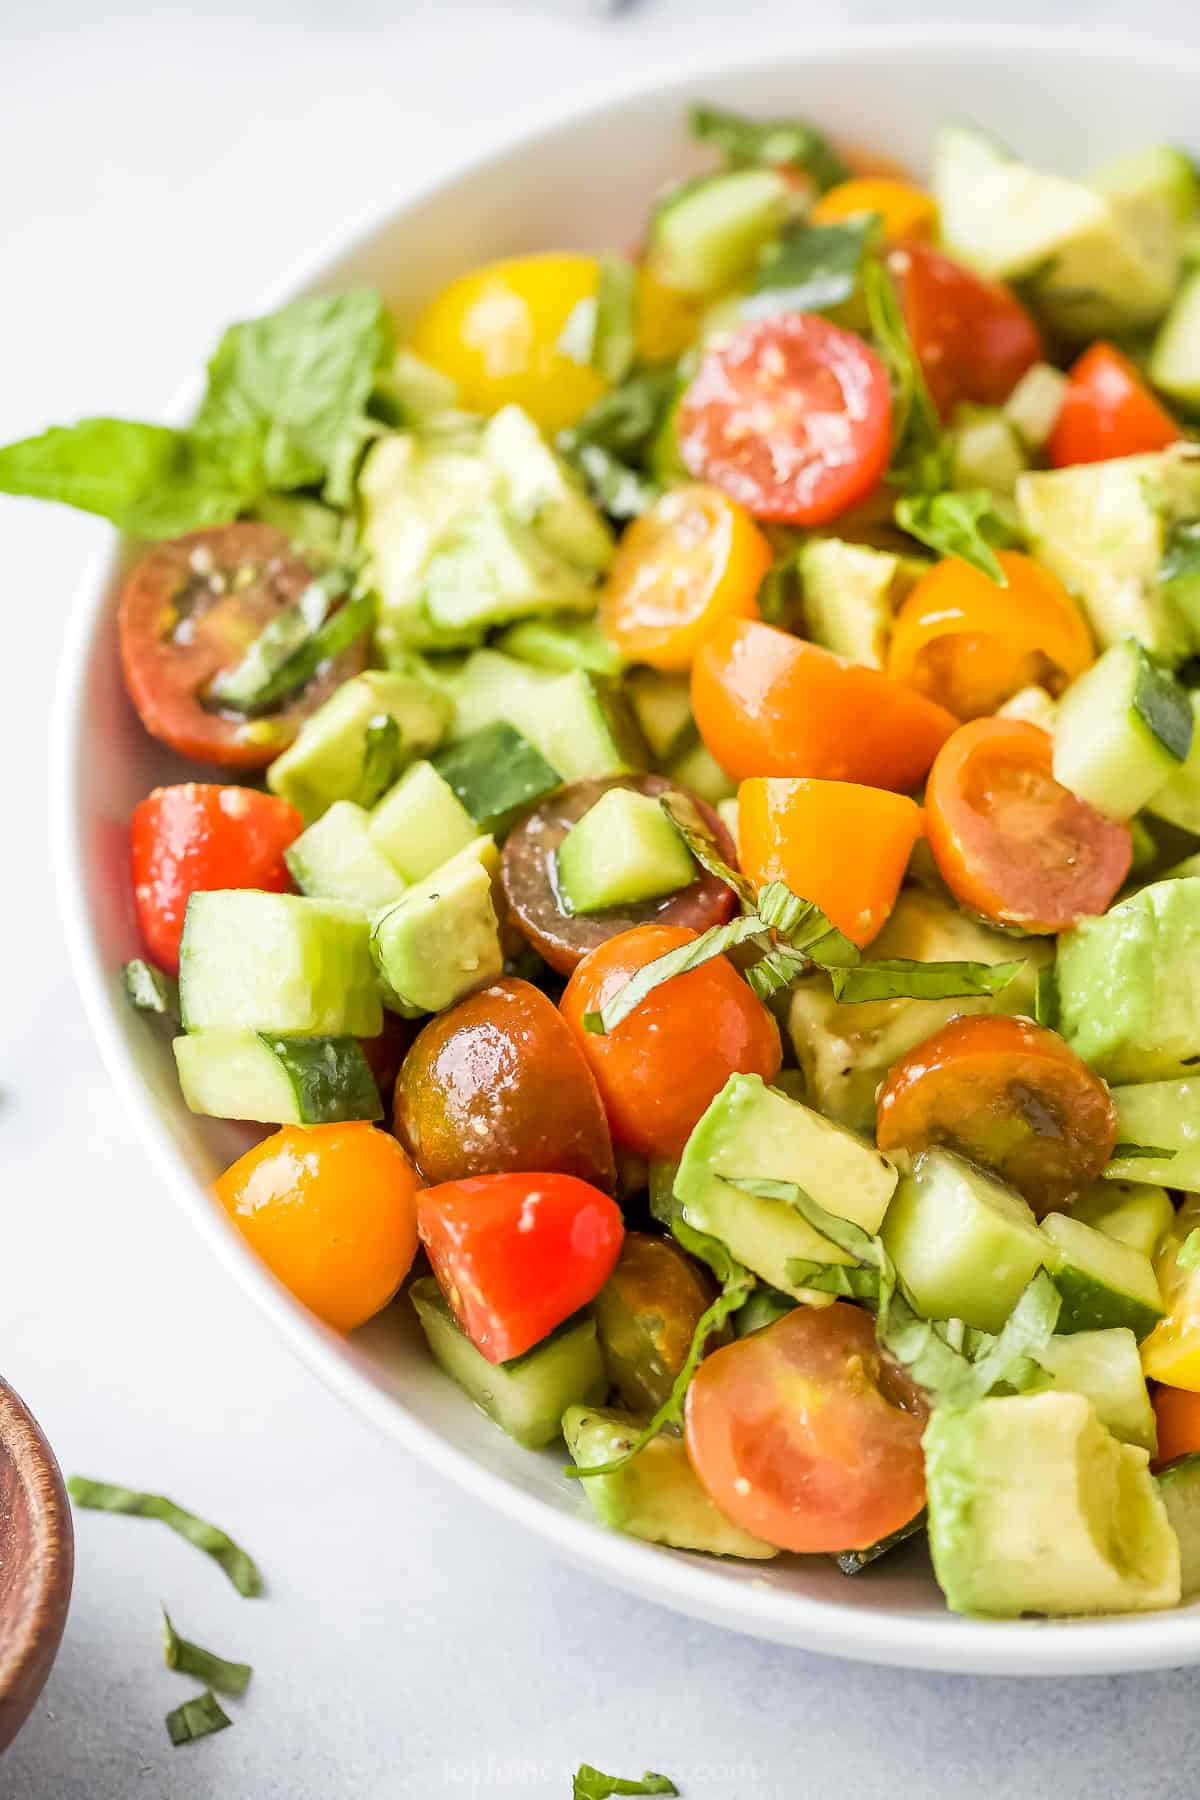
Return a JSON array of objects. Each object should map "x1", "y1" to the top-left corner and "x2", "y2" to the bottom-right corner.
[
  {"x1": 924, "y1": 718, "x2": 1132, "y2": 932},
  {"x1": 118, "y1": 523, "x2": 366, "y2": 768},
  {"x1": 810, "y1": 177, "x2": 937, "y2": 241},
  {"x1": 394, "y1": 977, "x2": 615, "y2": 1191},
  {"x1": 876, "y1": 1014, "x2": 1118, "y2": 1216},
  {"x1": 1048, "y1": 342, "x2": 1181, "y2": 468},
  {"x1": 886, "y1": 242, "x2": 1043, "y2": 420},
  {"x1": 130, "y1": 782, "x2": 303, "y2": 974},
  {"x1": 560, "y1": 924, "x2": 782, "y2": 1160},
  {"x1": 684, "y1": 1302, "x2": 929, "y2": 1553},
  {"x1": 417, "y1": 1171, "x2": 624, "y2": 1364},
  {"x1": 214, "y1": 1123, "x2": 421, "y2": 1331},
  {"x1": 593, "y1": 1232, "x2": 718, "y2": 1413},
  {"x1": 691, "y1": 618, "x2": 957, "y2": 790},
  {"x1": 677, "y1": 315, "x2": 892, "y2": 526}
]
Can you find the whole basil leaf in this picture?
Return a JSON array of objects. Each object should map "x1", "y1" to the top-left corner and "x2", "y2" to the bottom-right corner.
[
  {"x1": 689, "y1": 102, "x2": 849, "y2": 192},
  {"x1": 0, "y1": 418, "x2": 243, "y2": 537},
  {"x1": 746, "y1": 216, "x2": 879, "y2": 318},
  {"x1": 894, "y1": 489, "x2": 1016, "y2": 584}
]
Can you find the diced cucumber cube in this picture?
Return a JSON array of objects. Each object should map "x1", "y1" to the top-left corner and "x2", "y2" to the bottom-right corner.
[
  {"x1": 286, "y1": 801, "x2": 408, "y2": 911},
  {"x1": 370, "y1": 840, "x2": 503, "y2": 1016},
  {"x1": 369, "y1": 761, "x2": 477, "y2": 883},
  {"x1": 267, "y1": 666, "x2": 451, "y2": 822},
  {"x1": 1041, "y1": 1211, "x2": 1165, "y2": 1340},
  {"x1": 450, "y1": 650, "x2": 647, "y2": 783},
  {"x1": 997, "y1": 684, "x2": 1058, "y2": 730},
  {"x1": 662, "y1": 737, "x2": 736, "y2": 805},
  {"x1": 1148, "y1": 694, "x2": 1200, "y2": 834},
  {"x1": 432, "y1": 721, "x2": 562, "y2": 836},
  {"x1": 1071, "y1": 1181, "x2": 1176, "y2": 1259},
  {"x1": 421, "y1": 503, "x2": 598, "y2": 635},
  {"x1": 799, "y1": 538, "x2": 905, "y2": 669},
  {"x1": 950, "y1": 407, "x2": 1028, "y2": 496},
  {"x1": 497, "y1": 614, "x2": 623, "y2": 677},
  {"x1": 625, "y1": 667, "x2": 696, "y2": 763},
  {"x1": 1003, "y1": 362, "x2": 1067, "y2": 450},
  {"x1": 174, "y1": 1030, "x2": 382, "y2": 1125},
  {"x1": 179, "y1": 892, "x2": 381, "y2": 1037},
  {"x1": 1036, "y1": 1328, "x2": 1157, "y2": 1452},
  {"x1": 556, "y1": 787, "x2": 696, "y2": 914},
  {"x1": 1092, "y1": 143, "x2": 1200, "y2": 227},
  {"x1": 1053, "y1": 639, "x2": 1192, "y2": 820},
  {"x1": 649, "y1": 168, "x2": 790, "y2": 296},
  {"x1": 1108, "y1": 1077, "x2": 1200, "y2": 1191},
  {"x1": 1151, "y1": 270, "x2": 1200, "y2": 407},
  {"x1": 375, "y1": 347, "x2": 460, "y2": 423}
]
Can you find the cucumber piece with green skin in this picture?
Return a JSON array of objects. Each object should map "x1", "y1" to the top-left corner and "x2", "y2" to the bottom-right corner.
[
  {"x1": 1071, "y1": 1180, "x2": 1176, "y2": 1259},
  {"x1": 556, "y1": 787, "x2": 696, "y2": 915},
  {"x1": 949, "y1": 407, "x2": 1028, "y2": 497},
  {"x1": 1150, "y1": 269, "x2": 1200, "y2": 407},
  {"x1": 1057, "y1": 877, "x2": 1200, "y2": 1081},
  {"x1": 1003, "y1": 362, "x2": 1067, "y2": 450},
  {"x1": 1092, "y1": 144, "x2": 1200, "y2": 227},
  {"x1": 1040, "y1": 1212, "x2": 1165, "y2": 1340},
  {"x1": 432, "y1": 722, "x2": 562, "y2": 838},
  {"x1": 450, "y1": 649, "x2": 647, "y2": 783},
  {"x1": 497, "y1": 614, "x2": 623, "y2": 677},
  {"x1": 374, "y1": 348, "x2": 460, "y2": 423},
  {"x1": 179, "y1": 892, "x2": 381, "y2": 1038},
  {"x1": 648, "y1": 169, "x2": 791, "y2": 296},
  {"x1": 370, "y1": 839, "x2": 504, "y2": 1017},
  {"x1": 1162, "y1": 522, "x2": 1200, "y2": 643},
  {"x1": 267, "y1": 666, "x2": 451, "y2": 823},
  {"x1": 879, "y1": 1149, "x2": 1046, "y2": 1335},
  {"x1": 286, "y1": 801, "x2": 408, "y2": 911},
  {"x1": 1035, "y1": 1328, "x2": 1157, "y2": 1452},
  {"x1": 368, "y1": 761, "x2": 477, "y2": 884},
  {"x1": 662, "y1": 737, "x2": 736, "y2": 806},
  {"x1": 174, "y1": 1030, "x2": 382, "y2": 1125},
  {"x1": 1148, "y1": 695, "x2": 1200, "y2": 833},
  {"x1": 625, "y1": 667, "x2": 696, "y2": 763},
  {"x1": 674, "y1": 1074, "x2": 898, "y2": 1301},
  {"x1": 799, "y1": 537, "x2": 902, "y2": 669},
  {"x1": 411, "y1": 1279, "x2": 605, "y2": 1449},
  {"x1": 1108, "y1": 1077, "x2": 1200, "y2": 1190},
  {"x1": 1052, "y1": 639, "x2": 1192, "y2": 820},
  {"x1": 1157, "y1": 1453, "x2": 1200, "y2": 1599},
  {"x1": 562, "y1": 1405, "x2": 778, "y2": 1558}
]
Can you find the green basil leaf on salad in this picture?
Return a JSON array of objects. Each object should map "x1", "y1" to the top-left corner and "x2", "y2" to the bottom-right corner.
[
  {"x1": 573, "y1": 1766, "x2": 679, "y2": 1799},
  {"x1": 165, "y1": 1690, "x2": 233, "y2": 1747},
  {"x1": 162, "y1": 1609, "x2": 252, "y2": 1697},
  {"x1": 1131, "y1": 641, "x2": 1194, "y2": 763},
  {"x1": 68, "y1": 1478, "x2": 264, "y2": 1596},
  {"x1": 893, "y1": 489, "x2": 1015, "y2": 585},
  {"x1": 582, "y1": 913, "x2": 767, "y2": 1035},
  {"x1": 353, "y1": 712, "x2": 405, "y2": 809},
  {"x1": 658, "y1": 791, "x2": 757, "y2": 909},
  {"x1": 688, "y1": 102, "x2": 849, "y2": 191},
  {"x1": 123, "y1": 960, "x2": 181, "y2": 1024},
  {"x1": 0, "y1": 419, "x2": 244, "y2": 538},
  {"x1": 861, "y1": 258, "x2": 951, "y2": 496},
  {"x1": 557, "y1": 366, "x2": 677, "y2": 519},
  {"x1": 570, "y1": 445, "x2": 660, "y2": 520},
  {"x1": 1034, "y1": 964, "x2": 1059, "y2": 1031},
  {"x1": 204, "y1": 569, "x2": 363, "y2": 715},
  {"x1": 746, "y1": 215, "x2": 880, "y2": 318},
  {"x1": 826, "y1": 955, "x2": 1025, "y2": 1004},
  {"x1": 835, "y1": 1510, "x2": 927, "y2": 1576},
  {"x1": 1109, "y1": 1143, "x2": 1177, "y2": 1162},
  {"x1": 560, "y1": 257, "x2": 639, "y2": 386}
]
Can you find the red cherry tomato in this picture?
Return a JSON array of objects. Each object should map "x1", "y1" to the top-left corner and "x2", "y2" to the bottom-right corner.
[
  {"x1": 560, "y1": 924, "x2": 782, "y2": 1160},
  {"x1": 677, "y1": 315, "x2": 892, "y2": 525},
  {"x1": 886, "y1": 242, "x2": 1043, "y2": 420},
  {"x1": 130, "y1": 782, "x2": 303, "y2": 973},
  {"x1": 417, "y1": 1171, "x2": 624, "y2": 1364},
  {"x1": 1048, "y1": 342, "x2": 1180, "y2": 468},
  {"x1": 684, "y1": 1303, "x2": 929, "y2": 1553}
]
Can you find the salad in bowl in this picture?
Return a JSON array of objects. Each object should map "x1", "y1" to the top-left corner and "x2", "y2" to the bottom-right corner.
[{"x1": 18, "y1": 101, "x2": 1200, "y2": 1624}]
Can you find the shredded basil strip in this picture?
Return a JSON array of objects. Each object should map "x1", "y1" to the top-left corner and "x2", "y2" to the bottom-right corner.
[
  {"x1": 894, "y1": 489, "x2": 1016, "y2": 586},
  {"x1": 1132, "y1": 642, "x2": 1194, "y2": 764},
  {"x1": 583, "y1": 914, "x2": 766, "y2": 1035},
  {"x1": 123, "y1": 960, "x2": 181, "y2": 1024},
  {"x1": 1110, "y1": 1142, "x2": 1177, "y2": 1162},
  {"x1": 206, "y1": 578, "x2": 371, "y2": 716},
  {"x1": 162, "y1": 1609, "x2": 252, "y2": 1696},
  {"x1": 836, "y1": 1510, "x2": 926, "y2": 1576},
  {"x1": 828, "y1": 956, "x2": 1024, "y2": 1004},
  {"x1": 688, "y1": 101, "x2": 849, "y2": 191},
  {"x1": 353, "y1": 712, "x2": 403, "y2": 808},
  {"x1": 166, "y1": 1689, "x2": 232, "y2": 1747},
  {"x1": 746, "y1": 216, "x2": 879, "y2": 318},
  {"x1": 658, "y1": 792, "x2": 757, "y2": 908},
  {"x1": 1034, "y1": 963, "x2": 1059, "y2": 1030},
  {"x1": 557, "y1": 366, "x2": 676, "y2": 519},
  {"x1": 573, "y1": 1766, "x2": 679, "y2": 1799},
  {"x1": 67, "y1": 1479, "x2": 263, "y2": 1597},
  {"x1": 861, "y1": 258, "x2": 951, "y2": 497}
]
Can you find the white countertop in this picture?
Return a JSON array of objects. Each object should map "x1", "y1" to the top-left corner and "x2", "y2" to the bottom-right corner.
[{"x1": 6, "y1": 3, "x2": 1200, "y2": 1793}]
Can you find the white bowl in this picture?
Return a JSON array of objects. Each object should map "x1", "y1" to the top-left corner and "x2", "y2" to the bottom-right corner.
[{"x1": 53, "y1": 25, "x2": 1200, "y2": 1675}]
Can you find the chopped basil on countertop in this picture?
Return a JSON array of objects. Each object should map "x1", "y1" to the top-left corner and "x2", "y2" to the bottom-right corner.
[
  {"x1": 165, "y1": 1689, "x2": 232, "y2": 1747},
  {"x1": 162, "y1": 1608, "x2": 252, "y2": 1697},
  {"x1": 67, "y1": 1478, "x2": 264, "y2": 1596}
]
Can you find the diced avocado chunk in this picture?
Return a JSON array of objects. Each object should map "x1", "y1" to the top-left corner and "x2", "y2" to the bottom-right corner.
[
  {"x1": 368, "y1": 760, "x2": 476, "y2": 884},
  {"x1": 267, "y1": 666, "x2": 451, "y2": 823},
  {"x1": 1052, "y1": 640, "x2": 1191, "y2": 820},
  {"x1": 420, "y1": 503, "x2": 598, "y2": 635},
  {"x1": 880, "y1": 1150, "x2": 1046, "y2": 1335},
  {"x1": 1057, "y1": 877, "x2": 1200, "y2": 1081},
  {"x1": 1109, "y1": 1078, "x2": 1200, "y2": 1191},
  {"x1": 649, "y1": 168, "x2": 791, "y2": 296},
  {"x1": 924, "y1": 1392, "x2": 1180, "y2": 1617},
  {"x1": 1072, "y1": 1180, "x2": 1176, "y2": 1259},
  {"x1": 497, "y1": 613, "x2": 623, "y2": 677},
  {"x1": 673, "y1": 1073, "x2": 898, "y2": 1300},
  {"x1": 662, "y1": 738, "x2": 736, "y2": 806},
  {"x1": 361, "y1": 433, "x2": 495, "y2": 654},
  {"x1": 173, "y1": 1030, "x2": 382, "y2": 1126},
  {"x1": 482, "y1": 403, "x2": 614, "y2": 575},
  {"x1": 1036, "y1": 1329, "x2": 1157, "y2": 1452},
  {"x1": 1141, "y1": 1196, "x2": 1200, "y2": 1388},
  {"x1": 563, "y1": 1407, "x2": 778, "y2": 1559},
  {"x1": 800, "y1": 537, "x2": 905, "y2": 668},
  {"x1": 179, "y1": 892, "x2": 382, "y2": 1037},
  {"x1": 370, "y1": 839, "x2": 504, "y2": 1016},
  {"x1": 1148, "y1": 694, "x2": 1200, "y2": 834},
  {"x1": 1003, "y1": 362, "x2": 1067, "y2": 450},
  {"x1": 1041, "y1": 1212, "x2": 1165, "y2": 1341},
  {"x1": 1151, "y1": 270, "x2": 1200, "y2": 408},
  {"x1": 1157, "y1": 1455, "x2": 1200, "y2": 1599},
  {"x1": 556, "y1": 788, "x2": 696, "y2": 914},
  {"x1": 787, "y1": 889, "x2": 1050, "y2": 1133},
  {"x1": 950, "y1": 407, "x2": 1028, "y2": 496},
  {"x1": 1016, "y1": 451, "x2": 1200, "y2": 663},
  {"x1": 411, "y1": 1279, "x2": 605, "y2": 1449},
  {"x1": 625, "y1": 667, "x2": 696, "y2": 763},
  {"x1": 374, "y1": 347, "x2": 460, "y2": 424},
  {"x1": 286, "y1": 801, "x2": 408, "y2": 911},
  {"x1": 450, "y1": 649, "x2": 647, "y2": 783}
]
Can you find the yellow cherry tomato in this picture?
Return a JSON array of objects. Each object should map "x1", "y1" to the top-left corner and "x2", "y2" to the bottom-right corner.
[
  {"x1": 810, "y1": 177, "x2": 938, "y2": 241},
  {"x1": 635, "y1": 267, "x2": 704, "y2": 363},
  {"x1": 1143, "y1": 1197, "x2": 1200, "y2": 1391},
  {"x1": 600, "y1": 484, "x2": 772, "y2": 671},
  {"x1": 409, "y1": 253, "x2": 608, "y2": 433},
  {"x1": 214, "y1": 1123, "x2": 420, "y2": 1332},
  {"x1": 886, "y1": 551, "x2": 1094, "y2": 721}
]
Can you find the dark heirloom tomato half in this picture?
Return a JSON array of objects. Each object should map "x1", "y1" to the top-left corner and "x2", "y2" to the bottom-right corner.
[
  {"x1": 876, "y1": 1014, "x2": 1118, "y2": 1216},
  {"x1": 394, "y1": 977, "x2": 615, "y2": 1190},
  {"x1": 592, "y1": 1232, "x2": 718, "y2": 1413},
  {"x1": 886, "y1": 241, "x2": 1043, "y2": 420},
  {"x1": 684, "y1": 1303, "x2": 929, "y2": 1553},
  {"x1": 501, "y1": 774, "x2": 737, "y2": 975},
  {"x1": 118, "y1": 522, "x2": 366, "y2": 768}
]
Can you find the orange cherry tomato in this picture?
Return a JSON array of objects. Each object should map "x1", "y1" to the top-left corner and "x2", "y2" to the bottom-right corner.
[
  {"x1": 214, "y1": 1123, "x2": 420, "y2": 1332},
  {"x1": 691, "y1": 618, "x2": 957, "y2": 790},
  {"x1": 810, "y1": 177, "x2": 937, "y2": 240},
  {"x1": 635, "y1": 266, "x2": 705, "y2": 363},
  {"x1": 560, "y1": 923, "x2": 782, "y2": 1160},
  {"x1": 885, "y1": 242, "x2": 1043, "y2": 420},
  {"x1": 876, "y1": 1014, "x2": 1118, "y2": 1216},
  {"x1": 1152, "y1": 1386, "x2": 1200, "y2": 1471},
  {"x1": 600, "y1": 484, "x2": 771, "y2": 671},
  {"x1": 924, "y1": 718, "x2": 1132, "y2": 932},
  {"x1": 837, "y1": 140, "x2": 916, "y2": 182},
  {"x1": 887, "y1": 551, "x2": 1094, "y2": 721},
  {"x1": 738, "y1": 777, "x2": 922, "y2": 947},
  {"x1": 684, "y1": 1303, "x2": 929, "y2": 1553},
  {"x1": 1049, "y1": 342, "x2": 1181, "y2": 468}
]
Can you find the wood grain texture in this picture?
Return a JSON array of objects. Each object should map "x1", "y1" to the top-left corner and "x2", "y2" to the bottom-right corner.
[{"x1": 0, "y1": 1380, "x2": 73, "y2": 1753}]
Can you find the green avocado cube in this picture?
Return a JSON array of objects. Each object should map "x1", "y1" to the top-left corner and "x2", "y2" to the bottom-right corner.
[
  {"x1": 368, "y1": 761, "x2": 477, "y2": 884},
  {"x1": 370, "y1": 839, "x2": 503, "y2": 1016},
  {"x1": 267, "y1": 665, "x2": 451, "y2": 822},
  {"x1": 1057, "y1": 877, "x2": 1200, "y2": 1081},
  {"x1": 1157, "y1": 1456, "x2": 1200, "y2": 1599},
  {"x1": 285, "y1": 801, "x2": 408, "y2": 912},
  {"x1": 556, "y1": 788, "x2": 696, "y2": 915},
  {"x1": 1040, "y1": 1212, "x2": 1165, "y2": 1341},
  {"x1": 563, "y1": 1406, "x2": 777, "y2": 1559},
  {"x1": 1036, "y1": 1329, "x2": 1157, "y2": 1453},
  {"x1": 924, "y1": 1392, "x2": 1179, "y2": 1617}
]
